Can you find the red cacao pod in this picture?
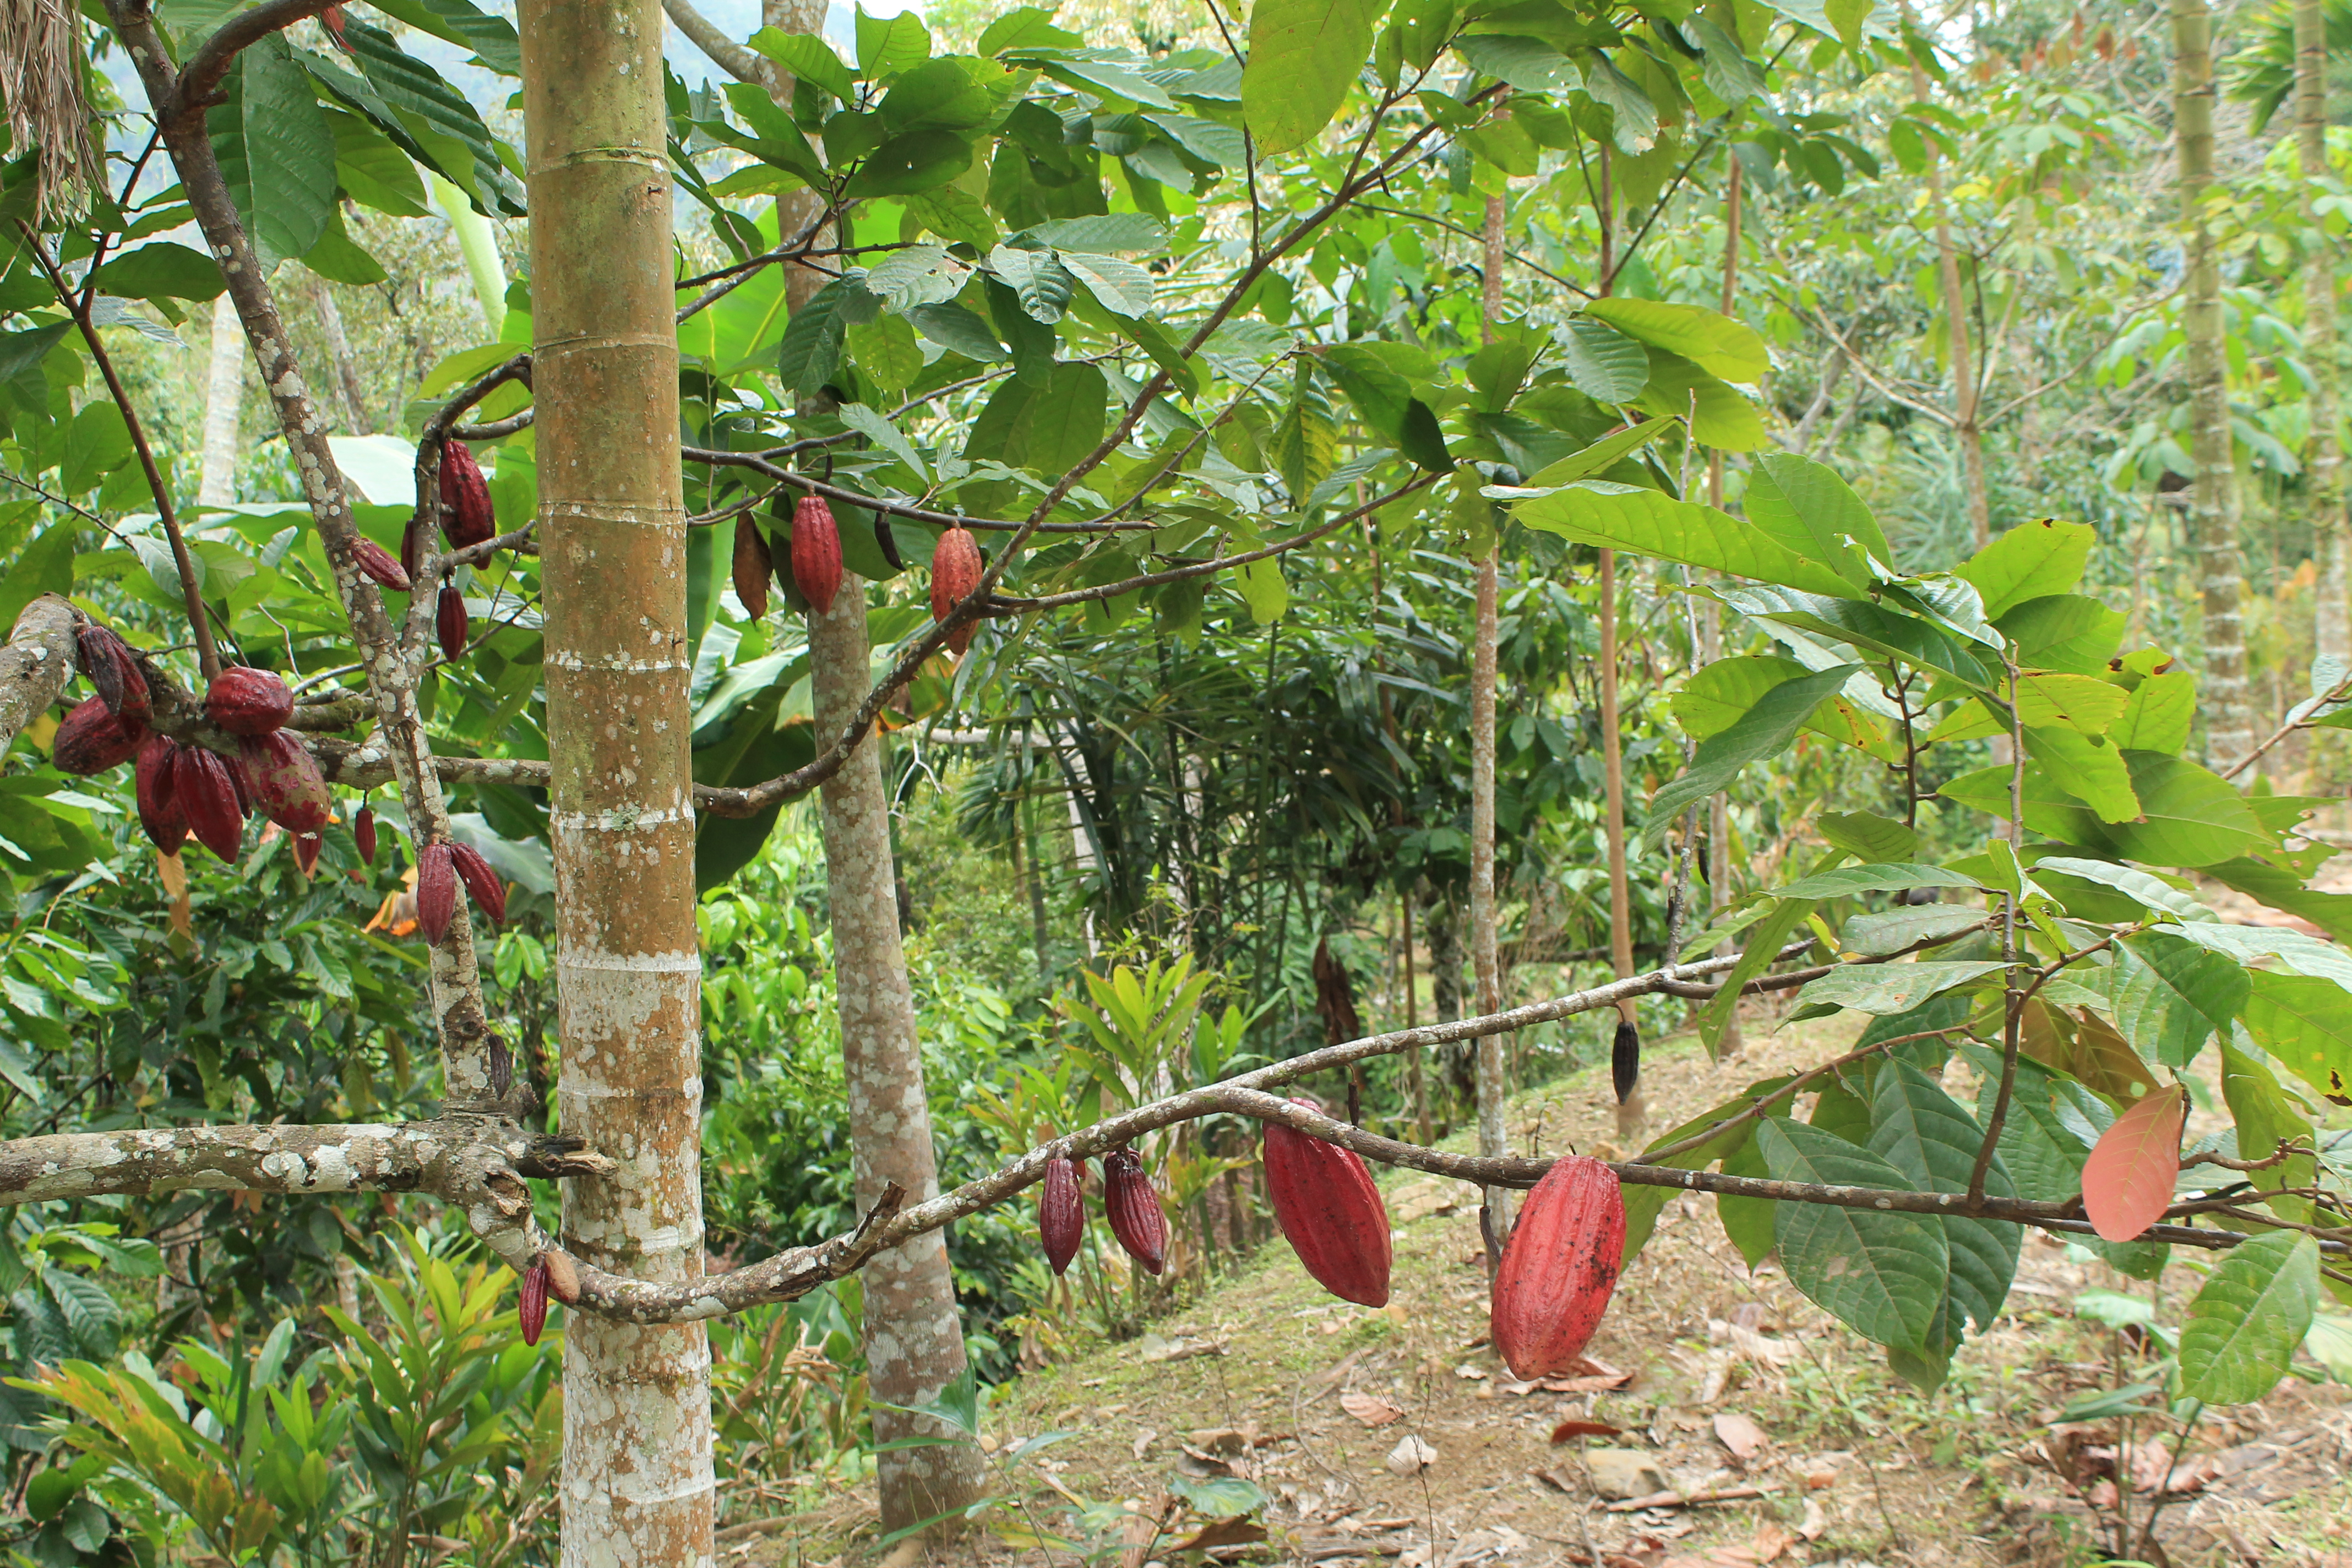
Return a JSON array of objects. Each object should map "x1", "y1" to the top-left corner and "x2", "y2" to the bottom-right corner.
[
  {"x1": 353, "y1": 535, "x2": 412, "y2": 593},
  {"x1": 437, "y1": 585, "x2": 467, "y2": 662},
  {"x1": 439, "y1": 439, "x2": 496, "y2": 549},
  {"x1": 417, "y1": 843, "x2": 456, "y2": 944},
  {"x1": 205, "y1": 666, "x2": 292, "y2": 737},
  {"x1": 292, "y1": 832, "x2": 322, "y2": 877},
  {"x1": 732, "y1": 511, "x2": 772, "y2": 620},
  {"x1": 929, "y1": 525, "x2": 983, "y2": 655},
  {"x1": 449, "y1": 842, "x2": 507, "y2": 927},
  {"x1": 236, "y1": 730, "x2": 332, "y2": 834},
  {"x1": 543, "y1": 1249, "x2": 581, "y2": 1304},
  {"x1": 790, "y1": 494, "x2": 843, "y2": 615},
  {"x1": 52, "y1": 696, "x2": 145, "y2": 775},
  {"x1": 1102, "y1": 1147, "x2": 1167, "y2": 1277},
  {"x1": 1489, "y1": 1155, "x2": 1626, "y2": 1379},
  {"x1": 401, "y1": 515, "x2": 426, "y2": 585},
  {"x1": 1265, "y1": 1101, "x2": 1392, "y2": 1308},
  {"x1": 76, "y1": 623, "x2": 149, "y2": 720},
  {"x1": 519, "y1": 1257, "x2": 549, "y2": 1346},
  {"x1": 134, "y1": 736, "x2": 187, "y2": 855},
  {"x1": 355, "y1": 804, "x2": 378, "y2": 865},
  {"x1": 173, "y1": 745, "x2": 245, "y2": 864},
  {"x1": 1040, "y1": 1156, "x2": 1084, "y2": 1277}
]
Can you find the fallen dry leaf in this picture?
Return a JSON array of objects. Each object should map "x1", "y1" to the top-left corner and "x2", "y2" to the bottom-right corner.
[
  {"x1": 1386, "y1": 1434, "x2": 1438, "y2": 1476},
  {"x1": 1341, "y1": 1392, "x2": 1404, "y2": 1427},
  {"x1": 1551, "y1": 1418, "x2": 1625, "y2": 1444},
  {"x1": 1713, "y1": 1412, "x2": 1767, "y2": 1461},
  {"x1": 1750, "y1": 1520, "x2": 1795, "y2": 1562},
  {"x1": 1798, "y1": 1498, "x2": 1826, "y2": 1540}
]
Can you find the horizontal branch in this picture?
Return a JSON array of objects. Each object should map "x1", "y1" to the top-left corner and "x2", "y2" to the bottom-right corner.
[
  {"x1": 680, "y1": 447, "x2": 1153, "y2": 535},
  {"x1": 176, "y1": 0, "x2": 343, "y2": 116}
]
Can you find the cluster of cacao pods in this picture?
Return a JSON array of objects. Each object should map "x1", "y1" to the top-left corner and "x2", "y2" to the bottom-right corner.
[
  {"x1": 930, "y1": 524, "x2": 983, "y2": 655},
  {"x1": 1264, "y1": 1099, "x2": 1393, "y2": 1308},
  {"x1": 729, "y1": 495, "x2": 845, "y2": 621},
  {"x1": 1035, "y1": 1147, "x2": 1170, "y2": 1278},
  {"x1": 440, "y1": 439, "x2": 496, "y2": 550},
  {"x1": 1489, "y1": 1155, "x2": 1626, "y2": 1378},
  {"x1": 415, "y1": 840, "x2": 507, "y2": 943}
]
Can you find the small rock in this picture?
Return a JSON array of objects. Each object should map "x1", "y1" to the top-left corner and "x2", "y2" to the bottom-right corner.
[{"x1": 1584, "y1": 1447, "x2": 1670, "y2": 1500}]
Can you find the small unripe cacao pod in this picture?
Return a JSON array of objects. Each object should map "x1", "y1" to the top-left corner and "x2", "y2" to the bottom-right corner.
[
  {"x1": 1489, "y1": 1155, "x2": 1626, "y2": 1379},
  {"x1": 790, "y1": 494, "x2": 843, "y2": 615},
  {"x1": 437, "y1": 585, "x2": 468, "y2": 662},
  {"x1": 236, "y1": 730, "x2": 333, "y2": 834},
  {"x1": 173, "y1": 745, "x2": 246, "y2": 864},
  {"x1": 732, "y1": 511, "x2": 772, "y2": 620},
  {"x1": 519, "y1": 1257, "x2": 549, "y2": 1346},
  {"x1": 205, "y1": 666, "x2": 292, "y2": 737},
  {"x1": 543, "y1": 1249, "x2": 581, "y2": 1304},
  {"x1": 52, "y1": 696, "x2": 145, "y2": 775},
  {"x1": 135, "y1": 736, "x2": 187, "y2": 856},
  {"x1": 401, "y1": 515, "x2": 426, "y2": 585},
  {"x1": 353, "y1": 535, "x2": 412, "y2": 593},
  {"x1": 292, "y1": 832, "x2": 322, "y2": 877},
  {"x1": 929, "y1": 525, "x2": 984, "y2": 655},
  {"x1": 355, "y1": 804, "x2": 378, "y2": 865},
  {"x1": 1612, "y1": 1019, "x2": 1640, "y2": 1104},
  {"x1": 417, "y1": 842, "x2": 456, "y2": 944},
  {"x1": 1265, "y1": 1100, "x2": 1392, "y2": 1308},
  {"x1": 449, "y1": 842, "x2": 507, "y2": 927},
  {"x1": 75, "y1": 623, "x2": 149, "y2": 720},
  {"x1": 439, "y1": 439, "x2": 496, "y2": 549},
  {"x1": 1040, "y1": 1156, "x2": 1084, "y2": 1277},
  {"x1": 1102, "y1": 1147, "x2": 1167, "y2": 1277}
]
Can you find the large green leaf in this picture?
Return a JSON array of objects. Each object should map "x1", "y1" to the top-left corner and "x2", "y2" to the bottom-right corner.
[
  {"x1": 2217, "y1": 1041, "x2": 2316, "y2": 1222},
  {"x1": 2108, "y1": 931, "x2": 2249, "y2": 1068},
  {"x1": 1963, "y1": 1047, "x2": 2093, "y2": 1203},
  {"x1": 2237, "y1": 970, "x2": 2352, "y2": 1105},
  {"x1": 1619, "y1": 1076, "x2": 1794, "y2": 1261},
  {"x1": 1241, "y1": 0, "x2": 1384, "y2": 154},
  {"x1": 1957, "y1": 519, "x2": 2093, "y2": 617},
  {"x1": 1773, "y1": 863, "x2": 1983, "y2": 900},
  {"x1": 2021, "y1": 726, "x2": 2139, "y2": 822},
  {"x1": 2177, "y1": 1232, "x2": 2320, "y2": 1406},
  {"x1": 1716, "y1": 584, "x2": 2000, "y2": 687},
  {"x1": 1515, "y1": 483, "x2": 1863, "y2": 598},
  {"x1": 1554, "y1": 318, "x2": 1650, "y2": 402},
  {"x1": 1759, "y1": 1119, "x2": 1949, "y2": 1351},
  {"x1": 2202, "y1": 857, "x2": 2352, "y2": 943},
  {"x1": 209, "y1": 35, "x2": 335, "y2": 262},
  {"x1": 2099, "y1": 754, "x2": 2272, "y2": 868},
  {"x1": 2111, "y1": 661, "x2": 2197, "y2": 753},
  {"x1": 1868, "y1": 1060, "x2": 2021, "y2": 1342},
  {"x1": 1741, "y1": 453, "x2": 1892, "y2": 590},
  {"x1": 301, "y1": 28, "x2": 526, "y2": 215},
  {"x1": 1643, "y1": 666, "x2": 1862, "y2": 839},
  {"x1": 1582, "y1": 298, "x2": 1769, "y2": 382},
  {"x1": 1717, "y1": 1131, "x2": 1778, "y2": 1266},
  {"x1": 1513, "y1": 417, "x2": 1675, "y2": 487},
  {"x1": 1798, "y1": 960, "x2": 2007, "y2": 1016}
]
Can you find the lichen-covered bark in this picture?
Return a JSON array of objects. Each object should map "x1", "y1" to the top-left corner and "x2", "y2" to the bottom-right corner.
[
  {"x1": 809, "y1": 576, "x2": 986, "y2": 1533},
  {"x1": 0, "y1": 596, "x2": 77, "y2": 759},
  {"x1": 2296, "y1": 0, "x2": 2347, "y2": 667},
  {"x1": 515, "y1": 3, "x2": 713, "y2": 1566}
]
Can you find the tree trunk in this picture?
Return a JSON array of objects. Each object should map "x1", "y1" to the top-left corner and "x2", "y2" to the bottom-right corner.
[
  {"x1": 810, "y1": 575, "x2": 987, "y2": 1534},
  {"x1": 1472, "y1": 195, "x2": 1511, "y2": 1247},
  {"x1": 1707, "y1": 159, "x2": 1744, "y2": 1058},
  {"x1": 2297, "y1": 0, "x2": 2348, "y2": 669},
  {"x1": 198, "y1": 292, "x2": 243, "y2": 506},
  {"x1": 1913, "y1": 58, "x2": 1991, "y2": 549},
  {"x1": 308, "y1": 275, "x2": 374, "y2": 435},
  {"x1": 516, "y1": 5, "x2": 713, "y2": 1567},
  {"x1": 2174, "y1": 0, "x2": 2256, "y2": 764}
]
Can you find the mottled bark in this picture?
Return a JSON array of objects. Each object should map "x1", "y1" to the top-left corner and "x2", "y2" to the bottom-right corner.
[
  {"x1": 810, "y1": 575, "x2": 987, "y2": 1533},
  {"x1": 2297, "y1": 0, "x2": 2348, "y2": 668},
  {"x1": 515, "y1": 3, "x2": 713, "y2": 1566},
  {"x1": 0, "y1": 595, "x2": 77, "y2": 759},
  {"x1": 2174, "y1": 0, "x2": 2256, "y2": 762},
  {"x1": 1472, "y1": 195, "x2": 1511, "y2": 1243}
]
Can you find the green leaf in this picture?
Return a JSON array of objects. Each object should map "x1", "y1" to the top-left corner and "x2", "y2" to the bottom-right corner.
[
  {"x1": 0, "y1": 528, "x2": 77, "y2": 650},
  {"x1": 2177, "y1": 1232, "x2": 2320, "y2": 1406},
  {"x1": 2202, "y1": 857, "x2": 2352, "y2": 944},
  {"x1": 1644, "y1": 666, "x2": 1863, "y2": 841},
  {"x1": 2015, "y1": 674, "x2": 2128, "y2": 735},
  {"x1": 309, "y1": 22, "x2": 526, "y2": 216},
  {"x1": 2101, "y1": 754, "x2": 2272, "y2": 868},
  {"x1": 2238, "y1": 971, "x2": 2352, "y2": 1106},
  {"x1": 1233, "y1": 557, "x2": 1287, "y2": 624},
  {"x1": 1621, "y1": 1076, "x2": 1796, "y2": 1261},
  {"x1": 1582, "y1": 298, "x2": 1768, "y2": 382},
  {"x1": 1695, "y1": 851, "x2": 1842, "y2": 1052},
  {"x1": 1060, "y1": 252, "x2": 1153, "y2": 318},
  {"x1": 2110, "y1": 660, "x2": 2197, "y2": 753},
  {"x1": 2037, "y1": 859, "x2": 2215, "y2": 924},
  {"x1": 1842, "y1": 905, "x2": 1984, "y2": 956},
  {"x1": 1798, "y1": 960, "x2": 2007, "y2": 1015},
  {"x1": 1242, "y1": 0, "x2": 1384, "y2": 154},
  {"x1": 749, "y1": 26, "x2": 857, "y2": 100},
  {"x1": 856, "y1": 4, "x2": 932, "y2": 77},
  {"x1": 1816, "y1": 810, "x2": 1918, "y2": 862},
  {"x1": 1555, "y1": 317, "x2": 1650, "y2": 401},
  {"x1": 364, "y1": 0, "x2": 522, "y2": 74},
  {"x1": 1716, "y1": 1131, "x2": 1778, "y2": 1266},
  {"x1": 1718, "y1": 583, "x2": 1999, "y2": 687},
  {"x1": 1956, "y1": 519, "x2": 2093, "y2": 618},
  {"x1": 1758, "y1": 1119, "x2": 1950, "y2": 1351},
  {"x1": 1515, "y1": 483, "x2": 1865, "y2": 600},
  {"x1": 2217, "y1": 1040, "x2": 2316, "y2": 1223},
  {"x1": 1637, "y1": 351, "x2": 1767, "y2": 450},
  {"x1": 1020, "y1": 214, "x2": 1169, "y2": 254},
  {"x1": 1742, "y1": 453, "x2": 1892, "y2": 591},
  {"x1": 210, "y1": 35, "x2": 336, "y2": 262},
  {"x1": 777, "y1": 278, "x2": 851, "y2": 396},
  {"x1": 1999, "y1": 593, "x2": 2126, "y2": 674},
  {"x1": 850, "y1": 130, "x2": 974, "y2": 197},
  {"x1": 1868, "y1": 1060, "x2": 2020, "y2": 1343},
  {"x1": 2021, "y1": 726, "x2": 2139, "y2": 823},
  {"x1": 1510, "y1": 417, "x2": 1675, "y2": 488},
  {"x1": 85, "y1": 242, "x2": 225, "y2": 302},
  {"x1": 1773, "y1": 863, "x2": 1982, "y2": 900}
]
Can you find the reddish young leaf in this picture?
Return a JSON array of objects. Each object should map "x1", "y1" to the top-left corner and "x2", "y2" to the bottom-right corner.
[{"x1": 2082, "y1": 1082, "x2": 2186, "y2": 1243}]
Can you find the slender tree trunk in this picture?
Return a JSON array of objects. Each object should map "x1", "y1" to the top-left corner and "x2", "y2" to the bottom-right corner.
[
  {"x1": 1472, "y1": 195, "x2": 1511, "y2": 1248},
  {"x1": 2297, "y1": 0, "x2": 2348, "y2": 669},
  {"x1": 1915, "y1": 61, "x2": 1991, "y2": 549},
  {"x1": 516, "y1": 6, "x2": 714, "y2": 1568},
  {"x1": 810, "y1": 575, "x2": 986, "y2": 1533},
  {"x1": 198, "y1": 292, "x2": 243, "y2": 506},
  {"x1": 1708, "y1": 159, "x2": 1744, "y2": 1058},
  {"x1": 2174, "y1": 0, "x2": 2257, "y2": 763},
  {"x1": 308, "y1": 275, "x2": 373, "y2": 435}
]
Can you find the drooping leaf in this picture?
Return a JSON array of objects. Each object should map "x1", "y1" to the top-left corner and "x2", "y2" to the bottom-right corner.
[
  {"x1": 1242, "y1": 0, "x2": 1384, "y2": 154},
  {"x1": 1553, "y1": 318, "x2": 1651, "y2": 402},
  {"x1": 2107, "y1": 931, "x2": 2248, "y2": 1068},
  {"x1": 209, "y1": 35, "x2": 336, "y2": 262},
  {"x1": 2217, "y1": 1040, "x2": 2316, "y2": 1222},
  {"x1": 1868, "y1": 1060, "x2": 2021, "y2": 1343},
  {"x1": 1740, "y1": 453, "x2": 1892, "y2": 591},
  {"x1": 2080, "y1": 1082, "x2": 2184, "y2": 1242},
  {"x1": 2238, "y1": 970, "x2": 2352, "y2": 1106},
  {"x1": 1758, "y1": 1119, "x2": 1950, "y2": 1351}
]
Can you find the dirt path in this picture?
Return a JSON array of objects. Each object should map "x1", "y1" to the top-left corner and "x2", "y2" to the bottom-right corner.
[{"x1": 758, "y1": 1011, "x2": 2351, "y2": 1568}]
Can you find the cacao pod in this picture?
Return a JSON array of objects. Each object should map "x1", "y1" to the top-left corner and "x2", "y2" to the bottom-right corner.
[
  {"x1": 353, "y1": 535, "x2": 412, "y2": 593},
  {"x1": 543, "y1": 1249, "x2": 581, "y2": 1304},
  {"x1": 1102, "y1": 1147, "x2": 1167, "y2": 1277},
  {"x1": 1040, "y1": 1156, "x2": 1084, "y2": 1276},
  {"x1": 1265, "y1": 1100, "x2": 1392, "y2": 1308},
  {"x1": 205, "y1": 666, "x2": 292, "y2": 737},
  {"x1": 437, "y1": 585, "x2": 467, "y2": 662},
  {"x1": 439, "y1": 439, "x2": 496, "y2": 549},
  {"x1": 732, "y1": 511, "x2": 772, "y2": 620},
  {"x1": 236, "y1": 730, "x2": 333, "y2": 834},
  {"x1": 292, "y1": 832, "x2": 322, "y2": 877},
  {"x1": 449, "y1": 842, "x2": 507, "y2": 927},
  {"x1": 1489, "y1": 1155, "x2": 1626, "y2": 1379},
  {"x1": 355, "y1": 804, "x2": 378, "y2": 865},
  {"x1": 173, "y1": 745, "x2": 245, "y2": 864},
  {"x1": 75, "y1": 623, "x2": 149, "y2": 719},
  {"x1": 401, "y1": 515, "x2": 426, "y2": 585},
  {"x1": 134, "y1": 736, "x2": 187, "y2": 855},
  {"x1": 519, "y1": 1257, "x2": 549, "y2": 1346},
  {"x1": 790, "y1": 494, "x2": 843, "y2": 614},
  {"x1": 52, "y1": 696, "x2": 145, "y2": 775},
  {"x1": 225, "y1": 749, "x2": 254, "y2": 818},
  {"x1": 417, "y1": 843, "x2": 456, "y2": 944},
  {"x1": 929, "y1": 525, "x2": 984, "y2": 655},
  {"x1": 1611, "y1": 1019, "x2": 1640, "y2": 1104}
]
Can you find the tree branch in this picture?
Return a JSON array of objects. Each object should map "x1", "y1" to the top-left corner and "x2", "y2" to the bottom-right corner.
[
  {"x1": 0, "y1": 597, "x2": 80, "y2": 761},
  {"x1": 175, "y1": 0, "x2": 346, "y2": 116}
]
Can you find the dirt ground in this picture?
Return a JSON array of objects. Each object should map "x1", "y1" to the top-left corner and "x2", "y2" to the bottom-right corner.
[{"x1": 750, "y1": 1004, "x2": 2352, "y2": 1568}]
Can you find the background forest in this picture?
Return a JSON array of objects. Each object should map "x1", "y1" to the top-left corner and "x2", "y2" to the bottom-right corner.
[{"x1": 1, "y1": 0, "x2": 2350, "y2": 1561}]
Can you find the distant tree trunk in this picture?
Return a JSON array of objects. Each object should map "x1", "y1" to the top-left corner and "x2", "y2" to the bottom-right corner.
[
  {"x1": 199, "y1": 293, "x2": 243, "y2": 505},
  {"x1": 810, "y1": 575, "x2": 987, "y2": 1534},
  {"x1": 1907, "y1": 44, "x2": 1991, "y2": 549},
  {"x1": 515, "y1": 3, "x2": 714, "y2": 1567},
  {"x1": 2174, "y1": 0, "x2": 2257, "y2": 763},
  {"x1": 1472, "y1": 194, "x2": 1511, "y2": 1250},
  {"x1": 307, "y1": 276, "x2": 373, "y2": 435},
  {"x1": 2297, "y1": 0, "x2": 2348, "y2": 669},
  {"x1": 1708, "y1": 159, "x2": 1744, "y2": 1059}
]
